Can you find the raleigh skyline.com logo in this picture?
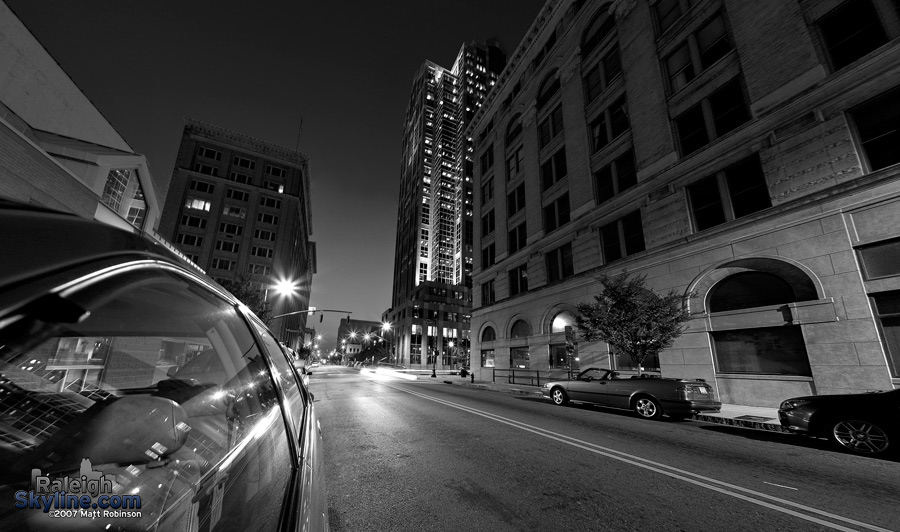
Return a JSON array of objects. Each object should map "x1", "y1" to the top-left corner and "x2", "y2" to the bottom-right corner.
[{"x1": 13, "y1": 458, "x2": 142, "y2": 518}]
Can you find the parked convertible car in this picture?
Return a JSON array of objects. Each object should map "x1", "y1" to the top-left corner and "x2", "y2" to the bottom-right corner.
[
  {"x1": 778, "y1": 389, "x2": 900, "y2": 456},
  {"x1": 0, "y1": 199, "x2": 329, "y2": 531},
  {"x1": 542, "y1": 368, "x2": 721, "y2": 420}
]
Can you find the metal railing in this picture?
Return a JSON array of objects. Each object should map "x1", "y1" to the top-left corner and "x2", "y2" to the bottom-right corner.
[{"x1": 492, "y1": 368, "x2": 575, "y2": 386}]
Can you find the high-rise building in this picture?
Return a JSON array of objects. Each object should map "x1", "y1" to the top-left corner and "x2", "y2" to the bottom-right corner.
[
  {"x1": 386, "y1": 41, "x2": 507, "y2": 370},
  {"x1": 468, "y1": 0, "x2": 900, "y2": 407},
  {"x1": 159, "y1": 119, "x2": 315, "y2": 348}
]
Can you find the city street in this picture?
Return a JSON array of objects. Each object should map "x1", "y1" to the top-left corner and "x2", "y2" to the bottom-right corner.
[{"x1": 311, "y1": 366, "x2": 899, "y2": 532}]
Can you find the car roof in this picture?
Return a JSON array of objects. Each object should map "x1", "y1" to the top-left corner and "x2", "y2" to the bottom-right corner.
[{"x1": 0, "y1": 197, "x2": 181, "y2": 289}]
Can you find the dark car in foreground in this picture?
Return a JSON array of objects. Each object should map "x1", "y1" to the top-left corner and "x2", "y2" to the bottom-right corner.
[
  {"x1": 778, "y1": 389, "x2": 900, "y2": 456},
  {"x1": 541, "y1": 368, "x2": 721, "y2": 420},
  {"x1": 0, "y1": 200, "x2": 329, "y2": 531}
]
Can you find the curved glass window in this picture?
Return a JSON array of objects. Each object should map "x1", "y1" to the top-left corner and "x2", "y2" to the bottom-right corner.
[
  {"x1": 582, "y1": 10, "x2": 616, "y2": 56},
  {"x1": 481, "y1": 326, "x2": 497, "y2": 342},
  {"x1": 511, "y1": 320, "x2": 532, "y2": 339},
  {"x1": 537, "y1": 72, "x2": 561, "y2": 110},
  {"x1": 506, "y1": 114, "x2": 523, "y2": 145},
  {"x1": 708, "y1": 272, "x2": 796, "y2": 312}
]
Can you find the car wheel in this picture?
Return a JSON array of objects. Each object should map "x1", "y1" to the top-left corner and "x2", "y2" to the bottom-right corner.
[
  {"x1": 633, "y1": 396, "x2": 663, "y2": 420},
  {"x1": 829, "y1": 419, "x2": 893, "y2": 455},
  {"x1": 551, "y1": 387, "x2": 569, "y2": 406}
]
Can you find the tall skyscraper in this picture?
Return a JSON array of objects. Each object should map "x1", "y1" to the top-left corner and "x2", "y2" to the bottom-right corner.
[
  {"x1": 159, "y1": 119, "x2": 315, "y2": 348},
  {"x1": 385, "y1": 41, "x2": 507, "y2": 369}
]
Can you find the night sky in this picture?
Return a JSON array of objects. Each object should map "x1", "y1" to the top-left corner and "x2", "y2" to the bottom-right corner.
[{"x1": 6, "y1": 0, "x2": 547, "y2": 350}]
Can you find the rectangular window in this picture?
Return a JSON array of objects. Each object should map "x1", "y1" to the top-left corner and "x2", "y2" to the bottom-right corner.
[
  {"x1": 230, "y1": 172, "x2": 252, "y2": 185},
  {"x1": 664, "y1": 11, "x2": 732, "y2": 92},
  {"x1": 511, "y1": 347, "x2": 531, "y2": 369},
  {"x1": 264, "y1": 181, "x2": 285, "y2": 194},
  {"x1": 215, "y1": 240, "x2": 240, "y2": 253},
  {"x1": 584, "y1": 46, "x2": 623, "y2": 103},
  {"x1": 226, "y1": 188, "x2": 249, "y2": 201},
  {"x1": 260, "y1": 196, "x2": 282, "y2": 209},
  {"x1": 219, "y1": 222, "x2": 243, "y2": 236},
  {"x1": 185, "y1": 197, "x2": 211, "y2": 211},
  {"x1": 818, "y1": 0, "x2": 889, "y2": 71},
  {"x1": 712, "y1": 327, "x2": 811, "y2": 376},
  {"x1": 481, "y1": 349, "x2": 495, "y2": 368},
  {"x1": 190, "y1": 180, "x2": 215, "y2": 194},
  {"x1": 181, "y1": 215, "x2": 207, "y2": 229},
  {"x1": 254, "y1": 229, "x2": 277, "y2": 241},
  {"x1": 481, "y1": 177, "x2": 494, "y2": 205},
  {"x1": 546, "y1": 242, "x2": 574, "y2": 283},
  {"x1": 481, "y1": 243, "x2": 496, "y2": 268},
  {"x1": 508, "y1": 264, "x2": 528, "y2": 297},
  {"x1": 509, "y1": 222, "x2": 527, "y2": 254},
  {"x1": 540, "y1": 147, "x2": 568, "y2": 191},
  {"x1": 480, "y1": 145, "x2": 495, "y2": 173},
  {"x1": 543, "y1": 193, "x2": 570, "y2": 233},
  {"x1": 506, "y1": 146, "x2": 524, "y2": 180},
  {"x1": 871, "y1": 290, "x2": 900, "y2": 377},
  {"x1": 850, "y1": 86, "x2": 900, "y2": 171},
  {"x1": 481, "y1": 210, "x2": 495, "y2": 237},
  {"x1": 248, "y1": 263, "x2": 272, "y2": 275},
  {"x1": 656, "y1": 0, "x2": 696, "y2": 34},
  {"x1": 600, "y1": 210, "x2": 645, "y2": 264},
  {"x1": 481, "y1": 280, "x2": 496, "y2": 306},
  {"x1": 265, "y1": 164, "x2": 287, "y2": 178},
  {"x1": 507, "y1": 183, "x2": 526, "y2": 216},
  {"x1": 590, "y1": 96, "x2": 629, "y2": 152},
  {"x1": 687, "y1": 154, "x2": 770, "y2": 231},
  {"x1": 675, "y1": 77, "x2": 749, "y2": 156},
  {"x1": 538, "y1": 105, "x2": 564, "y2": 148},
  {"x1": 594, "y1": 149, "x2": 636, "y2": 204},
  {"x1": 859, "y1": 239, "x2": 900, "y2": 279},
  {"x1": 222, "y1": 205, "x2": 246, "y2": 218},
  {"x1": 197, "y1": 147, "x2": 222, "y2": 160},
  {"x1": 251, "y1": 246, "x2": 274, "y2": 259},
  {"x1": 193, "y1": 163, "x2": 218, "y2": 177},
  {"x1": 233, "y1": 155, "x2": 256, "y2": 170},
  {"x1": 211, "y1": 258, "x2": 236, "y2": 271},
  {"x1": 176, "y1": 234, "x2": 203, "y2": 247},
  {"x1": 257, "y1": 213, "x2": 279, "y2": 225}
]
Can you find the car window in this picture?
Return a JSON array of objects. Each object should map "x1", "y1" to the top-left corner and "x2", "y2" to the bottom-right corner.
[
  {"x1": 580, "y1": 368, "x2": 609, "y2": 380},
  {"x1": 249, "y1": 319, "x2": 308, "y2": 437},
  {"x1": 0, "y1": 265, "x2": 294, "y2": 531}
]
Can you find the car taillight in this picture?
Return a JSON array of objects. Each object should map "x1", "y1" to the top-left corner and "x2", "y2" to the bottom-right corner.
[{"x1": 677, "y1": 384, "x2": 714, "y2": 400}]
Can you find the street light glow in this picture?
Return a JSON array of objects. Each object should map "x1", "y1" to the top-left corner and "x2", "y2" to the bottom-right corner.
[
  {"x1": 381, "y1": 321, "x2": 391, "y2": 332},
  {"x1": 273, "y1": 279, "x2": 298, "y2": 296}
]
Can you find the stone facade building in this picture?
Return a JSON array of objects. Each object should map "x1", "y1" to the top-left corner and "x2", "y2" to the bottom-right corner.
[{"x1": 469, "y1": 0, "x2": 900, "y2": 406}]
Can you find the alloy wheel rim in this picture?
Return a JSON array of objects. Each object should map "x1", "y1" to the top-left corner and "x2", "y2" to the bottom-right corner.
[
  {"x1": 553, "y1": 390, "x2": 563, "y2": 404},
  {"x1": 636, "y1": 399, "x2": 656, "y2": 417},
  {"x1": 833, "y1": 420, "x2": 889, "y2": 453}
]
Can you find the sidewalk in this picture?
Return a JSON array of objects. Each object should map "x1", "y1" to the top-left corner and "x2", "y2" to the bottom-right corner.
[{"x1": 441, "y1": 376, "x2": 784, "y2": 433}]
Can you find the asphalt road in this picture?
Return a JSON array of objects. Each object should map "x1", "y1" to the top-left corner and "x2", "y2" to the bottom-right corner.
[{"x1": 309, "y1": 365, "x2": 900, "y2": 532}]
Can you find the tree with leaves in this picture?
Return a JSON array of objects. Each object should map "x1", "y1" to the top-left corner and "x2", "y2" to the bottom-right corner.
[
  {"x1": 219, "y1": 273, "x2": 272, "y2": 325},
  {"x1": 575, "y1": 270, "x2": 692, "y2": 375}
]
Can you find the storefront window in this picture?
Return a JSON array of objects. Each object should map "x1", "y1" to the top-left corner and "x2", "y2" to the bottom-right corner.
[
  {"x1": 712, "y1": 327, "x2": 811, "y2": 375},
  {"x1": 481, "y1": 349, "x2": 495, "y2": 367},
  {"x1": 511, "y1": 347, "x2": 530, "y2": 369}
]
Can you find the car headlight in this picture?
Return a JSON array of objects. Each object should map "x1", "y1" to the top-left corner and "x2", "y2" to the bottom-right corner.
[{"x1": 779, "y1": 399, "x2": 812, "y2": 411}]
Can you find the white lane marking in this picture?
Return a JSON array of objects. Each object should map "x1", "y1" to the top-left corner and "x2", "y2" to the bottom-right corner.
[
  {"x1": 764, "y1": 481, "x2": 799, "y2": 490},
  {"x1": 384, "y1": 382, "x2": 894, "y2": 532}
]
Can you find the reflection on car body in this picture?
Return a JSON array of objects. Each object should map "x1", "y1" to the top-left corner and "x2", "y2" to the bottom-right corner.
[
  {"x1": 541, "y1": 368, "x2": 721, "y2": 420},
  {"x1": 778, "y1": 389, "x2": 900, "y2": 456},
  {"x1": 0, "y1": 200, "x2": 329, "y2": 531}
]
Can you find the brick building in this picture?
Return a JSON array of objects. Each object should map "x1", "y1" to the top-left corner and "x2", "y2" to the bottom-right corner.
[{"x1": 469, "y1": 0, "x2": 900, "y2": 406}]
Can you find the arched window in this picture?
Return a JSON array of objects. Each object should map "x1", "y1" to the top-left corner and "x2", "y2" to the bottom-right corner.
[
  {"x1": 708, "y1": 272, "x2": 797, "y2": 312},
  {"x1": 582, "y1": 9, "x2": 616, "y2": 56},
  {"x1": 537, "y1": 72, "x2": 561, "y2": 110},
  {"x1": 550, "y1": 311, "x2": 576, "y2": 333},
  {"x1": 481, "y1": 326, "x2": 496, "y2": 342},
  {"x1": 506, "y1": 114, "x2": 523, "y2": 145},
  {"x1": 708, "y1": 271, "x2": 812, "y2": 376},
  {"x1": 511, "y1": 320, "x2": 532, "y2": 338}
]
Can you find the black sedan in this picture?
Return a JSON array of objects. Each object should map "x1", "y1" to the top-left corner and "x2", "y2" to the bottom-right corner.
[
  {"x1": 0, "y1": 200, "x2": 329, "y2": 531},
  {"x1": 541, "y1": 368, "x2": 721, "y2": 420},
  {"x1": 778, "y1": 389, "x2": 900, "y2": 456}
]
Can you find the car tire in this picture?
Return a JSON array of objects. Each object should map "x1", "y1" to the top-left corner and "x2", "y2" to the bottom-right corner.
[
  {"x1": 828, "y1": 418, "x2": 894, "y2": 455},
  {"x1": 633, "y1": 396, "x2": 663, "y2": 420},
  {"x1": 551, "y1": 387, "x2": 569, "y2": 406}
]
